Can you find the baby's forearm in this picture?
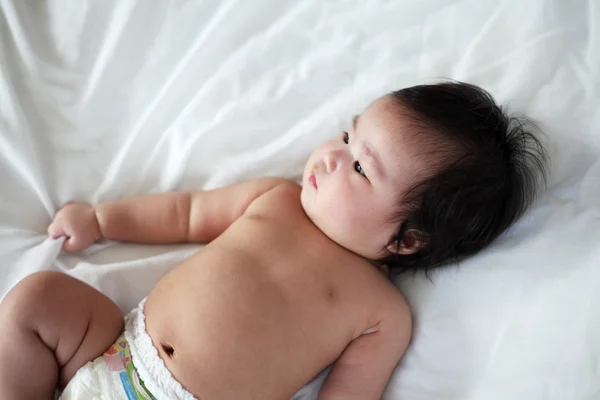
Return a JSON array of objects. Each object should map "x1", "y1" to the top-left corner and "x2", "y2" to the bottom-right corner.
[{"x1": 94, "y1": 192, "x2": 192, "y2": 244}]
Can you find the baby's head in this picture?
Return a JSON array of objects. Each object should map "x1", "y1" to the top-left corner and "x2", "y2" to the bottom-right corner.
[{"x1": 301, "y1": 81, "x2": 548, "y2": 273}]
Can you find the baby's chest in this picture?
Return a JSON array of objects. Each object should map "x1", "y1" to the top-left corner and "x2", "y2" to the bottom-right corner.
[{"x1": 265, "y1": 248, "x2": 386, "y2": 314}]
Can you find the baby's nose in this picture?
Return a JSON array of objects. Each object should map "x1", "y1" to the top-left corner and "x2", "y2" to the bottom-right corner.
[{"x1": 324, "y1": 151, "x2": 339, "y2": 173}]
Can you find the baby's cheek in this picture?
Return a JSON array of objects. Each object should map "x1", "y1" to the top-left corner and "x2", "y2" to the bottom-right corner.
[
  {"x1": 351, "y1": 204, "x2": 387, "y2": 244},
  {"x1": 320, "y1": 183, "x2": 362, "y2": 224},
  {"x1": 316, "y1": 195, "x2": 349, "y2": 226},
  {"x1": 336, "y1": 203, "x2": 370, "y2": 235}
]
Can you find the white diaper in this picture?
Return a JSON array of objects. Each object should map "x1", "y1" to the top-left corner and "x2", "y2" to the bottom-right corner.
[{"x1": 60, "y1": 298, "x2": 196, "y2": 400}]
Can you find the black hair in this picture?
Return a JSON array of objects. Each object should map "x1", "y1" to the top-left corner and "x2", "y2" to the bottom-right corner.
[{"x1": 379, "y1": 81, "x2": 549, "y2": 274}]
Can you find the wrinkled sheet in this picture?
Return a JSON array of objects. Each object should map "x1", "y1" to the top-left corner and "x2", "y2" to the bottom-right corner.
[{"x1": 1, "y1": 0, "x2": 599, "y2": 398}]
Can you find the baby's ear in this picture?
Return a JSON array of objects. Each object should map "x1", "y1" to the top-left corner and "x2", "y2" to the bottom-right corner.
[{"x1": 386, "y1": 229, "x2": 425, "y2": 255}]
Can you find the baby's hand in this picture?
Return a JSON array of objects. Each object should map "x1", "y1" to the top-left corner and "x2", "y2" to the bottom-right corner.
[{"x1": 48, "y1": 203, "x2": 102, "y2": 253}]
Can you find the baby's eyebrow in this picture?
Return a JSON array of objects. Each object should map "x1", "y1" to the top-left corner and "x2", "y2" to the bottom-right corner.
[
  {"x1": 352, "y1": 114, "x2": 360, "y2": 132},
  {"x1": 364, "y1": 142, "x2": 384, "y2": 179},
  {"x1": 352, "y1": 113, "x2": 385, "y2": 179}
]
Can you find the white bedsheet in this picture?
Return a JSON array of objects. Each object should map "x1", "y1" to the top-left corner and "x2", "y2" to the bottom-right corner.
[{"x1": 1, "y1": 0, "x2": 599, "y2": 399}]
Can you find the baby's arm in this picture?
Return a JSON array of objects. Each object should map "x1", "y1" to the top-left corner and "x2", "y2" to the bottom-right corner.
[
  {"x1": 48, "y1": 177, "x2": 290, "y2": 252},
  {"x1": 319, "y1": 301, "x2": 412, "y2": 400}
]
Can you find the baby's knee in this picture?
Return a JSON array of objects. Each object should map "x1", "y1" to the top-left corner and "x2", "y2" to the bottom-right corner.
[
  {"x1": 0, "y1": 271, "x2": 72, "y2": 324},
  {"x1": 6, "y1": 270, "x2": 70, "y2": 302}
]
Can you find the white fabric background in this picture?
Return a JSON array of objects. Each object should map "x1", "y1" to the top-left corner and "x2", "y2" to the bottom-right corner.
[{"x1": 1, "y1": 0, "x2": 599, "y2": 399}]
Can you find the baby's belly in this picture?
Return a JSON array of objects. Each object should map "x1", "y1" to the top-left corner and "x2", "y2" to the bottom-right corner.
[{"x1": 142, "y1": 248, "x2": 350, "y2": 400}]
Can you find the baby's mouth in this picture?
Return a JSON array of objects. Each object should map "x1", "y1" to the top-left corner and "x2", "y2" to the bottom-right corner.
[{"x1": 309, "y1": 171, "x2": 318, "y2": 189}]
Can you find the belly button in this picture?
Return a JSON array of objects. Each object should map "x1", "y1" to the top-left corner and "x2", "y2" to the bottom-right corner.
[{"x1": 162, "y1": 343, "x2": 175, "y2": 358}]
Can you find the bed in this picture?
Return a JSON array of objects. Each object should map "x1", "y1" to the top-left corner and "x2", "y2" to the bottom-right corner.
[{"x1": 1, "y1": 0, "x2": 599, "y2": 398}]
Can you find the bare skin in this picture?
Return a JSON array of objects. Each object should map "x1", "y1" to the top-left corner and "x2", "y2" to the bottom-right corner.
[
  {"x1": 0, "y1": 96, "x2": 418, "y2": 399},
  {"x1": 142, "y1": 183, "x2": 411, "y2": 399},
  {"x1": 0, "y1": 271, "x2": 124, "y2": 399}
]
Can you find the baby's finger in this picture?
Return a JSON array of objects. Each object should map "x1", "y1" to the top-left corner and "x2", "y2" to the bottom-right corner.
[
  {"x1": 62, "y1": 236, "x2": 84, "y2": 253},
  {"x1": 47, "y1": 222, "x2": 66, "y2": 239}
]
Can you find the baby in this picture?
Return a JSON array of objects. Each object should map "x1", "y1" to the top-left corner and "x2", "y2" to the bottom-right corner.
[{"x1": 0, "y1": 82, "x2": 547, "y2": 400}]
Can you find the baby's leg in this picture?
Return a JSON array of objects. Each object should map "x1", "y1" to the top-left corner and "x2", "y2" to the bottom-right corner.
[{"x1": 0, "y1": 271, "x2": 124, "y2": 400}]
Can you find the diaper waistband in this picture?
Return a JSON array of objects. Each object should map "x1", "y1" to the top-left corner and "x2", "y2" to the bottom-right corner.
[{"x1": 124, "y1": 298, "x2": 197, "y2": 400}]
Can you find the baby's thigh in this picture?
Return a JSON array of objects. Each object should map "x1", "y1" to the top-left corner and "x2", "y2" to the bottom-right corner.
[{"x1": 0, "y1": 271, "x2": 124, "y2": 387}]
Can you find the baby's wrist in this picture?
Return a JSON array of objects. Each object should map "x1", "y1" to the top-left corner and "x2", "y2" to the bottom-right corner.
[{"x1": 90, "y1": 206, "x2": 103, "y2": 241}]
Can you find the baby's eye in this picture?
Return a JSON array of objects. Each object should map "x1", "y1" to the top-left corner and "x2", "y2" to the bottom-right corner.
[
  {"x1": 354, "y1": 161, "x2": 366, "y2": 177},
  {"x1": 342, "y1": 131, "x2": 349, "y2": 144}
]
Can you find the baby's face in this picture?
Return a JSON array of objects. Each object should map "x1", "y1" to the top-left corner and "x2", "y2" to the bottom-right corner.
[{"x1": 301, "y1": 96, "x2": 425, "y2": 260}]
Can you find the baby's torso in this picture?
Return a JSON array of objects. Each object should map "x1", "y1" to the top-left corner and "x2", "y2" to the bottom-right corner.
[{"x1": 143, "y1": 184, "x2": 402, "y2": 399}]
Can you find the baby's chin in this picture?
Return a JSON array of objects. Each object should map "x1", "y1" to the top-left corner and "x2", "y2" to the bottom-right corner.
[
  {"x1": 301, "y1": 165, "x2": 311, "y2": 184},
  {"x1": 299, "y1": 186, "x2": 311, "y2": 215}
]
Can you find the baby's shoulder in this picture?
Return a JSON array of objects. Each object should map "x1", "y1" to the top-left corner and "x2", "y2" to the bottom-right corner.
[
  {"x1": 246, "y1": 179, "x2": 303, "y2": 215},
  {"x1": 382, "y1": 282, "x2": 411, "y2": 322},
  {"x1": 267, "y1": 179, "x2": 302, "y2": 197},
  {"x1": 347, "y1": 268, "x2": 412, "y2": 331}
]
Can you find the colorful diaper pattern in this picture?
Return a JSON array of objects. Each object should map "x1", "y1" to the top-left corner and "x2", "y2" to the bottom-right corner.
[{"x1": 102, "y1": 334, "x2": 156, "y2": 400}]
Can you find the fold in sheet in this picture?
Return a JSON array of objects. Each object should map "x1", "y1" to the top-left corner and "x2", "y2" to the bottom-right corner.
[{"x1": 1, "y1": 0, "x2": 599, "y2": 399}]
